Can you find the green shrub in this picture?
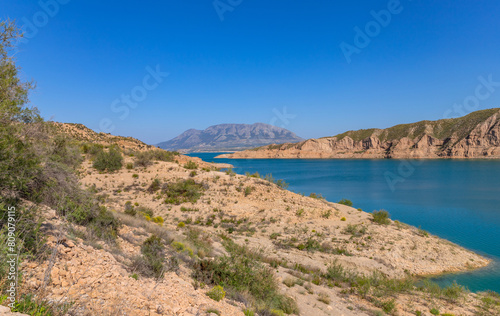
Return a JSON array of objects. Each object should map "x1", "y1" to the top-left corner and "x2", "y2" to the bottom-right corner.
[
  {"x1": 192, "y1": 239, "x2": 298, "y2": 314},
  {"x1": 93, "y1": 147, "x2": 123, "y2": 172},
  {"x1": 244, "y1": 186, "x2": 254, "y2": 197},
  {"x1": 180, "y1": 206, "x2": 199, "y2": 212},
  {"x1": 243, "y1": 310, "x2": 255, "y2": 316},
  {"x1": 372, "y1": 210, "x2": 390, "y2": 225},
  {"x1": 184, "y1": 161, "x2": 198, "y2": 170},
  {"x1": 206, "y1": 285, "x2": 226, "y2": 301},
  {"x1": 126, "y1": 162, "x2": 134, "y2": 169},
  {"x1": 430, "y1": 308, "x2": 440, "y2": 315},
  {"x1": 378, "y1": 299, "x2": 396, "y2": 313},
  {"x1": 139, "y1": 235, "x2": 165, "y2": 278},
  {"x1": 178, "y1": 221, "x2": 186, "y2": 228},
  {"x1": 147, "y1": 178, "x2": 162, "y2": 193},
  {"x1": 338, "y1": 199, "x2": 353, "y2": 206},
  {"x1": 206, "y1": 308, "x2": 221, "y2": 316},
  {"x1": 136, "y1": 206, "x2": 154, "y2": 220},
  {"x1": 442, "y1": 282, "x2": 467, "y2": 302},
  {"x1": 134, "y1": 149, "x2": 179, "y2": 167},
  {"x1": 340, "y1": 217, "x2": 346, "y2": 221},
  {"x1": 309, "y1": 192, "x2": 323, "y2": 199},
  {"x1": 321, "y1": 210, "x2": 332, "y2": 219},
  {"x1": 163, "y1": 179, "x2": 204, "y2": 204},
  {"x1": 124, "y1": 201, "x2": 136, "y2": 216},
  {"x1": 88, "y1": 207, "x2": 121, "y2": 242}
]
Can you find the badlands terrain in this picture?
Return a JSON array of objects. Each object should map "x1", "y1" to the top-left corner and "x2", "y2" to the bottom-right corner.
[{"x1": 219, "y1": 108, "x2": 500, "y2": 159}]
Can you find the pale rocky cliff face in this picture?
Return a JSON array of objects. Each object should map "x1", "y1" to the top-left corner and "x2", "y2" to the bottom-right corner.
[{"x1": 219, "y1": 109, "x2": 500, "y2": 159}]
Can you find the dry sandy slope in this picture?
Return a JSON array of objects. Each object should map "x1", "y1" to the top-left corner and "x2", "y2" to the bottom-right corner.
[{"x1": 76, "y1": 155, "x2": 494, "y2": 315}]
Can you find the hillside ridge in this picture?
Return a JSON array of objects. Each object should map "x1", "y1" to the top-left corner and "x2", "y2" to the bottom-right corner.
[{"x1": 218, "y1": 108, "x2": 500, "y2": 159}]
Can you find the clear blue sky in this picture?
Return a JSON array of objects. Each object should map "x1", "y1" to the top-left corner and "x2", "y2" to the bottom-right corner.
[{"x1": 3, "y1": 0, "x2": 500, "y2": 144}]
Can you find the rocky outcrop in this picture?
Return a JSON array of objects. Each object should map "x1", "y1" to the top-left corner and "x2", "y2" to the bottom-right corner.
[
  {"x1": 218, "y1": 108, "x2": 500, "y2": 159},
  {"x1": 157, "y1": 123, "x2": 304, "y2": 152}
]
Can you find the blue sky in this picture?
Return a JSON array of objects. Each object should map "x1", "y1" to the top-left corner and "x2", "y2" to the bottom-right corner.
[{"x1": 3, "y1": 0, "x2": 500, "y2": 144}]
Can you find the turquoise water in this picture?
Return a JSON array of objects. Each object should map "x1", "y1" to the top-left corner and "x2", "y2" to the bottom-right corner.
[{"x1": 189, "y1": 153, "x2": 500, "y2": 293}]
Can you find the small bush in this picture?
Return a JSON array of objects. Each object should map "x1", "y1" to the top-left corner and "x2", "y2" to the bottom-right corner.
[
  {"x1": 177, "y1": 222, "x2": 185, "y2": 228},
  {"x1": 124, "y1": 201, "x2": 136, "y2": 216},
  {"x1": 88, "y1": 207, "x2": 121, "y2": 242},
  {"x1": 442, "y1": 282, "x2": 467, "y2": 302},
  {"x1": 379, "y1": 299, "x2": 396, "y2": 313},
  {"x1": 317, "y1": 292, "x2": 330, "y2": 304},
  {"x1": 147, "y1": 178, "x2": 161, "y2": 193},
  {"x1": 192, "y1": 239, "x2": 298, "y2": 314},
  {"x1": 162, "y1": 179, "x2": 204, "y2": 204},
  {"x1": 184, "y1": 161, "x2": 198, "y2": 170},
  {"x1": 340, "y1": 217, "x2": 346, "y2": 221},
  {"x1": 206, "y1": 285, "x2": 226, "y2": 301},
  {"x1": 140, "y1": 235, "x2": 165, "y2": 278},
  {"x1": 152, "y1": 216, "x2": 164, "y2": 225},
  {"x1": 244, "y1": 186, "x2": 254, "y2": 197},
  {"x1": 372, "y1": 210, "x2": 390, "y2": 225},
  {"x1": 206, "y1": 308, "x2": 221, "y2": 316},
  {"x1": 338, "y1": 199, "x2": 353, "y2": 206},
  {"x1": 181, "y1": 207, "x2": 199, "y2": 212},
  {"x1": 93, "y1": 147, "x2": 123, "y2": 172},
  {"x1": 126, "y1": 162, "x2": 134, "y2": 169},
  {"x1": 134, "y1": 149, "x2": 179, "y2": 167},
  {"x1": 430, "y1": 308, "x2": 440, "y2": 315},
  {"x1": 322, "y1": 210, "x2": 332, "y2": 219}
]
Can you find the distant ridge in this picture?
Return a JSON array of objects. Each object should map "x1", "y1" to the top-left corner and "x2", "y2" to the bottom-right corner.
[
  {"x1": 157, "y1": 123, "x2": 304, "y2": 152},
  {"x1": 218, "y1": 108, "x2": 500, "y2": 159}
]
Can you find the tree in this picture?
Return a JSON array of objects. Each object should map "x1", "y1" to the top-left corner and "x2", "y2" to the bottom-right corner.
[{"x1": 0, "y1": 20, "x2": 40, "y2": 199}]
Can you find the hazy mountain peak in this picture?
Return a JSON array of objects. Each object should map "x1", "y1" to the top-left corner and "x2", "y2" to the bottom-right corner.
[{"x1": 157, "y1": 123, "x2": 303, "y2": 152}]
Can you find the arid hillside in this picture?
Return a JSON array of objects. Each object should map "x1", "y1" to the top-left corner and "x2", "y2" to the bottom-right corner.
[{"x1": 9, "y1": 124, "x2": 500, "y2": 316}]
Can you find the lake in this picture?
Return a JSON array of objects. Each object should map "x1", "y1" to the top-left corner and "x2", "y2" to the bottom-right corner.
[{"x1": 189, "y1": 153, "x2": 500, "y2": 293}]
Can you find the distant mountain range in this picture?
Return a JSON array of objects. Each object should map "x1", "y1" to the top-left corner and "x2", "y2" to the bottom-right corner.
[
  {"x1": 157, "y1": 123, "x2": 304, "y2": 152},
  {"x1": 218, "y1": 108, "x2": 500, "y2": 159}
]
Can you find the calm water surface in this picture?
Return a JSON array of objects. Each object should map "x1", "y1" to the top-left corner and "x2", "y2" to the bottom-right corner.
[{"x1": 189, "y1": 153, "x2": 500, "y2": 293}]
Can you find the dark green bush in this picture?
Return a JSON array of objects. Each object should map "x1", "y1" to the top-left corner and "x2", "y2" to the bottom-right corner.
[
  {"x1": 338, "y1": 199, "x2": 353, "y2": 206},
  {"x1": 372, "y1": 210, "x2": 391, "y2": 225},
  {"x1": 147, "y1": 178, "x2": 161, "y2": 193},
  {"x1": 162, "y1": 179, "x2": 204, "y2": 204},
  {"x1": 124, "y1": 201, "x2": 136, "y2": 216},
  {"x1": 192, "y1": 239, "x2": 298, "y2": 314},
  {"x1": 139, "y1": 235, "x2": 165, "y2": 278},
  {"x1": 92, "y1": 147, "x2": 123, "y2": 172}
]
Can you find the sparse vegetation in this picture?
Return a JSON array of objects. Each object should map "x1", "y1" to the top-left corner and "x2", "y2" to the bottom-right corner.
[
  {"x1": 162, "y1": 179, "x2": 204, "y2": 204},
  {"x1": 338, "y1": 199, "x2": 353, "y2": 206},
  {"x1": 192, "y1": 238, "x2": 298, "y2": 314},
  {"x1": 134, "y1": 149, "x2": 179, "y2": 167},
  {"x1": 372, "y1": 210, "x2": 391, "y2": 225},
  {"x1": 132, "y1": 235, "x2": 165, "y2": 278},
  {"x1": 184, "y1": 160, "x2": 198, "y2": 170},
  {"x1": 206, "y1": 285, "x2": 226, "y2": 301},
  {"x1": 92, "y1": 147, "x2": 123, "y2": 172}
]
